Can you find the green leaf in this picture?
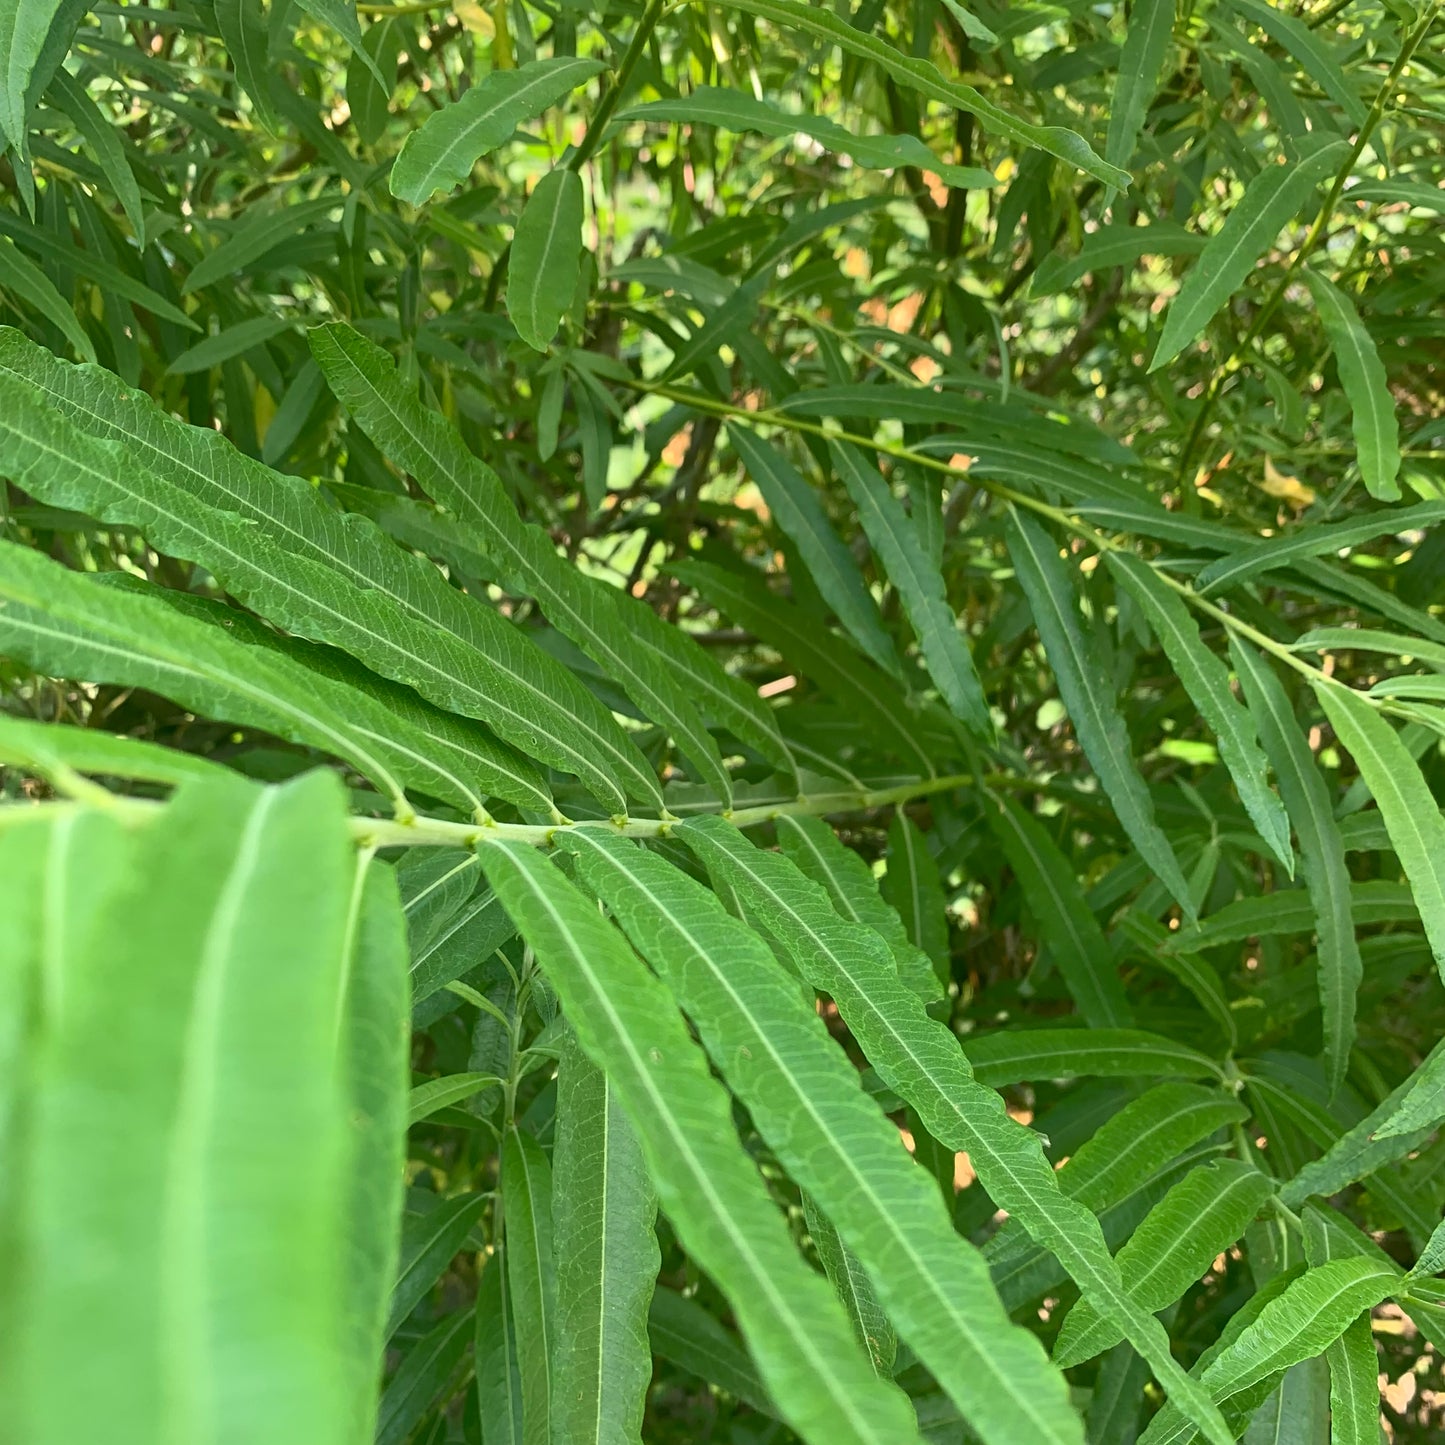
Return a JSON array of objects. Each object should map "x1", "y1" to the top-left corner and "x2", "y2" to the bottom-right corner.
[
  {"x1": 1032, "y1": 222, "x2": 1205, "y2": 296},
  {"x1": 832, "y1": 441, "x2": 991, "y2": 737},
  {"x1": 1107, "y1": 552, "x2": 1292, "y2": 874},
  {"x1": 1232, "y1": 641, "x2": 1362, "y2": 1096},
  {"x1": 728, "y1": 425, "x2": 899, "y2": 678},
  {"x1": 165, "y1": 314, "x2": 294, "y2": 374},
  {"x1": 509, "y1": 168, "x2": 586, "y2": 352},
  {"x1": 215, "y1": 0, "x2": 278, "y2": 129},
  {"x1": 1371, "y1": 1042, "x2": 1445, "y2": 1145},
  {"x1": 1324, "y1": 1314, "x2": 1383, "y2": 1445},
  {"x1": 476, "y1": 837, "x2": 926, "y2": 1445},
  {"x1": 0, "y1": 711, "x2": 227, "y2": 789},
  {"x1": 1303, "y1": 273, "x2": 1401, "y2": 502},
  {"x1": 558, "y1": 826, "x2": 1081, "y2": 1445},
  {"x1": 0, "y1": 233, "x2": 95, "y2": 361},
  {"x1": 184, "y1": 195, "x2": 341, "y2": 294},
  {"x1": 502, "y1": 1124, "x2": 555, "y2": 1445},
  {"x1": 881, "y1": 810, "x2": 951, "y2": 987},
  {"x1": 723, "y1": 0, "x2": 1128, "y2": 187},
  {"x1": 407, "y1": 1072, "x2": 505, "y2": 1125},
  {"x1": 776, "y1": 814, "x2": 939, "y2": 1002},
  {"x1": 1163, "y1": 881, "x2": 1415, "y2": 953},
  {"x1": 44, "y1": 67, "x2": 145, "y2": 238},
  {"x1": 1103, "y1": 0, "x2": 1174, "y2": 176},
  {"x1": 390, "y1": 57, "x2": 606, "y2": 205},
  {"x1": 647, "y1": 1288, "x2": 774, "y2": 1416},
  {"x1": 1312, "y1": 677, "x2": 1445, "y2": 975},
  {"x1": 1242, "y1": 1359, "x2": 1329, "y2": 1445},
  {"x1": 1054, "y1": 1161, "x2": 1276, "y2": 1368},
  {"x1": 1139, "y1": 1259, "x2": 1397, "y2": 1444},
  {"x1": 475, "y1": 1252, "x2": 525, "y2": 1445},
  {"x1": 293, "y1": 0, "x2": 385, "y2": 84},
  {"x1": 0, "y1": 330, "x2": 655, "y2": 816},
  {"x1": 550, "y1": 1036, "x2": 659, "y2": 1445},
  {"x1": 5, "y1": 770, "x2": 403, "y2": 1445},
  {"x1": 0, "y1": 0, "x2": 85, "y2": 155},
  {"x1": 802, "y1": 1194, "x2": 896, "y2": 1377},
  {"x1": 309, "y1": 323, "x2": 784, "y2": 800},
  {"x1": 1007, "y1": 510, "x2": 1194, "y2": 915},
  {"x1": 1198, "y1": 504, "x2": 1445, "y2": 596},
  {"x1": 1150, "y1": 141, "x2": 1349, "y2": 372},
  {"x1": 620, "y1": 88, "x2": 997, "y2": 190},
  {"x1": 1223, "y1": 0, "x2": 1367, "y2": 126},
  {"x1": 678, "y1": 816, "x2": 1234, "y2": 1445},
  {"x1": 985, "y1": 793, "x2": 1132, "y2": 1027},
  {"x1": 386, "y1": 1192, "x2": 489, "y2": 1342},
  {"x1": 964, "y1": 1027, "x2": 1223, "y2": 1086},
  {"x1": 376, "y1": 1307, "x2": 473, "y2": 1445}
]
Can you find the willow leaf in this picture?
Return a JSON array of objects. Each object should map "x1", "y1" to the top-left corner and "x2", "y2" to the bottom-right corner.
[
  {"x1": 294, "y1": 0, "x2": 384, "y2": 84},
  {"x1": 509, "y1": 168, "x2": 585, "y2": 352},
  {"x1": 386, "y1": 1193, "x2": 489, "y2": 1342},
  {"x1": 7, "y1": 771, "x2": 392, "y2": 1445},
  {"x1": 0, "y1": 539, "x2": 424, "y2": 815},
  {"x1": 1232, "y1": 641, "x2": 1361, "y2": 1095},
  {"x1": 558, "y1": 827, "x2": 1080, "y2": 1445},
  {"x1": 881, "y1": 810, "x2": 951, "y2": 985},
  {"x1": 476, "y1": 838, "x2": 925, "y2": 1445},
  {"x1": 390, "y1": 57, "x2": 605, "y2": 205},
  {"x1": 1104, "y1": 0, "x2": 1174, "y2": 175},
  {"x1": 1242, "y1": 1359, "x2": 1329, "y2": 1445},
  {"x1": 44, "y1": 67, "x2": 145, "y2": 237},
  {"x1": 1198, "y1": 505, "x2": 1445, "y2": 597},
  {"x1": 1313, "y1": 678, "x2": 1445, "y2": 975},
  {"x1": 1054, "y1": 1161, "x2": 1276, "y2": 1368},
  {"x1": 1369, "y1": 1040, "x2": 1445, "y2": 1143},
  {"x1": 1107, "y1": 552, "x2": 1292, "y2": 874},
  {"x1": 1033, "y1": 222, "x2": 1205, "y2": 296},
  {"x1": 1224, "y1": 0, "x2": 1367, "y2": 125},
  {"x1": 802, "y1": 1195, "x2": 896, "y2": 1377},
  {"x1": 407, "y1": 1073, "x2": 504, "y2": 1126},
  {"x1": 0, "y1": 233, "x2": 94, "y2": 361},
  {"x1": 986, "y1": 794, "x2": 1132, "y2": 1027},
  {"x1": 0, "y1": 0, "x2": 85, "y2": 156},
  {"x1": 1139, "y1": 1259, "x2": 1397, "y2": 1445},
  {"x1": 0, "y1": 711, "x2": 227, "y2": 789},
  {"x1": 678, "y1": 816, "x2": 1234, "y2": 1445},
  {"x1": 729, "y1": 425, "x2": 898, "y2": 678},
  {"x1": 647, "y1": 1289, "x2": 774, "y2": 1416},
  {"x1": 1007, "y1": 510, "x2": 1193, "y2": 915},
  {"x1": 376, "y1": 1308, "x2": 473, "y2": 1445},
  {"x1": 502, "y1": 1124, "x2": 555, "y2": 1445},
  {"x1": 476, "y1": 1251, "x2": 525, "y2": 1445},
  {"x1": 310, "y1": 323, "x2": 779, "y2": 797},
  {"x1": 1325, "y1": 1314, "x2": 1382, "y2": 1445},
  {"x1": 832, "y1": 441, "x2": 990, "y2": 737},
  {"x1": 1164, "y1": 881, "x2": 1415, "y2": 953},
  {"x1": 723, "y1": 0, "x2": 1127, "y2": 187},
  {"x1": 551, "y1": 1037, "x2": 659, "y2": 1445},
  {"x1": 775, "y1": 814, "x2": 939, "y2": 1002},
  {"x1": 1150, "y1": 141, "x2": 1348, "y2": 372},
  {"x1": 0, "y1": 330, "x2": 656, "y2": 814},
  {"x1": 965, "y1": 1027, "x2": 1220, "y2": 1085},
  {"x1": 621, "y1": 88, "x2": 996, "y2": 190}
]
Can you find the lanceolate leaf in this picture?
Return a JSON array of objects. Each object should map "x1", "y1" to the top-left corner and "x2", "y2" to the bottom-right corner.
[
  {"x1": 390, "y1": 57, "x2": 606, "y2": 205},
  {"x1": 501, "y1": 1125, "x2": 555, "y2": 1445},
  {"x1": 679, "y1": 816, "x2": 1234, "y2": 1445},
  {"x1": 1054, "y1": 1161, "x2": 1276, "y2": 1367},
  {"x1": 475, "y1": 1251, "x2": 525, "y2": 1445},
  {"x1": 729, "y1": 425, "x2": 898, "y2": 678},
  {"x1": 1104, "y1": 0, "x2": 1174, "y2": 176},
  {"x1": 6, "y1": 771, "x2": 399, "y2": 1445},
  {"x1": 0, "y1": 0, "x2": 86, "y2": 156},
  {"x1": 1231, "y1": 641, "x2": 1361, "y2": 1096},
  {"x1": 294, "y1": 0, "x2": 385, "y2": 85},
  {"x1": 1324, "y1": 1314, "x2": 1383, "y2": 1445},
  {"x1": 802, "y1": 1195, "x2": 896, "y2": 1376},
  {"x1": 965, "y1": 1027, "x2": 1222, "y2": 1086},
  {"x1": 832, "y1": 441, "x2": 991, "y2": 737},
  {"x1": 550, "y1": 1037, "x2": 659, "y2": 1445},
  {"x1": 775, "y1": 814, "x2": 938, "y2": 1002},
  {"x1": 1107, "y1": 552, "x2": 1292, "y2": 874},
  {"x1": 0, "y1": 712, "x2": 227, "y2": 789},
  {"x1": 985, "y1": 793, "x2": 1132, "y2": 1027},
  {"x1": 310, "y1": 323, "x2": 784, "y2": 798},
  {"x1": 1150, "y1": 140, "x2": 1349, "y2": 372},
  {"x1": 0, "y1": 233, "x2": 95, "y2": 361},
  {"x1": 476, "y1": 838, "x2": 926, "y2": 1445},
  {"x1": 1312, "y1": 678, "x2": 1445, "y2": 975},
  {"x1": 881, "y1": 810, "x2": 951, "y2": 986},
  {"x1": 0, "y1": 331, "x2": 658, "y2": 815},
  {"x1": 557, "y1": 827, "x2": 1083, "y2": 1445},
  {"x1": 1007, "y1": 510, "x2": 1194, "y2": 915},
  {"x1": 621, "y1": 88, "x2": 997, "y2": 190},
  {"x1": 508, "y1": 168, "x2": 586, "y2": 352},
  {"x1": 723, "y1": 0, "x2": 1128, "y2": 187}
]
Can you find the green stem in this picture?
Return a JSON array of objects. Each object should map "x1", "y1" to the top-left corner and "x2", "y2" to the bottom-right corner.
[
  {"x1": 568, "y1": 0, "x2": 668, "y2": 172},
  {"x1": 1174, "y1": 2, "x2": 1440, "y2": 484}
]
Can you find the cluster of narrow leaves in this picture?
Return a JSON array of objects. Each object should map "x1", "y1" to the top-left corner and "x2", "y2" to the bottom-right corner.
[{"x1": 2, "y1": 2, "x2": 1445, "y2": 1444}]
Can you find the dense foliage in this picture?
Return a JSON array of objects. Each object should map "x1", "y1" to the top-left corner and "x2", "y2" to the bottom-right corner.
[{"x1": 2, "y1": 1, "x2": 1445, "y2": 1442}]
